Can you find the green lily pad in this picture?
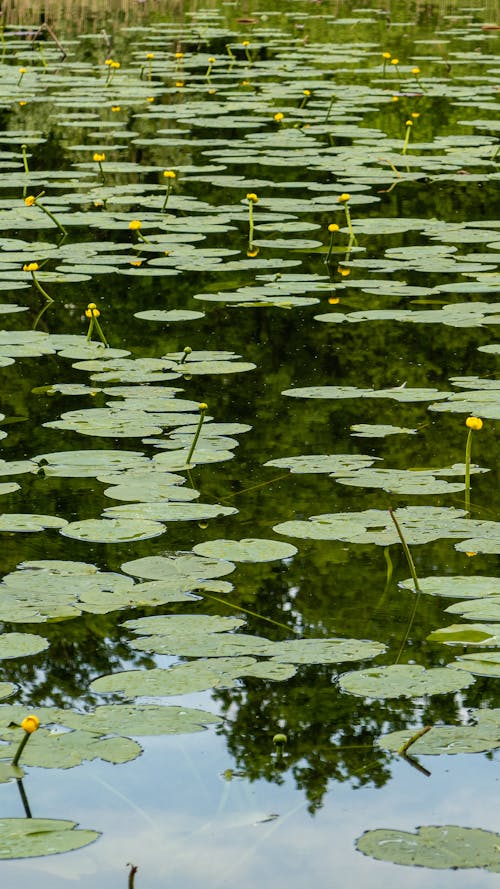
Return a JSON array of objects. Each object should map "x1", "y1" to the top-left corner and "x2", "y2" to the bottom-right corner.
[
  {"x1": 446, "y1": 597, "x2": 500, "y2": 622},
  {"x1": 356, "y1": 825, "x2": 500, "y2": 871},
  {"x1": 350, "y1": 424, "x2": 417, "y2": 437},
  {"x1": 265, "y1": 454, "x2": 379, "y2": 474},
  {"x1": 0, "y1": 633, "x2": 48, "y2": 659},
  {"x1": 192, "y1": 538, "x2": 298, "y2": 562},
  {"x1": 60, "y1": 518, "x2": 166, "y2": 543},
  {"x1": 121, "y1": 554, "x2": 235, "y2": 582},
  {"x1": 134, "y1": 309, "x2": 204, "y2": 322},
  {"x1": 379, "y1": 722, "x2": 500, "y2": 755},
  {"x1": 0, "y1": 819, "x2": 100, "y2": 860},
  {"x1": 450, "y1": 651, "x2": 500, "y2": 678},
  {"x1": 399, "y1": 575, "x2": 500, "y2": 598},
  {"x1": 427, "y1": 623, "x2": 500, "y2": 645},
  {"x1": 338, "y1": 664, "x2": 475, "y2": 698},
  {"x1": 0, "y1": 514, "x2": 67, "y2": 532}
]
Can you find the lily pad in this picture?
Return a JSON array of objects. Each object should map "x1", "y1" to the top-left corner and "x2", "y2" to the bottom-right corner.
[
  {"x1": 338, "y1": 664, "x2": 475, "y2": 698},
  {"x1": 0, "y1": 819, "x2": 100, "y2": 860},
  {"x1": 60, "y1": 518, "x2": 166, "y2": 543},
  {"x1": 192, "y1": 538, "x2": 298, "y2": 562},
  {"x1": 356, "y1": 825, "x2": 500, "y2": 871},
  {"x1": 0, "y1": 633, "x2": 48, "y2": 659}
]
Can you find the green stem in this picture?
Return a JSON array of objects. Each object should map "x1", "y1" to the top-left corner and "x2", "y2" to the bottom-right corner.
[
  {"x1": 12, "y1": 731, "x2": 31, "y2": 767},
  {"x1": 21, "y1": 144, "x2": 29, "y2": 175},
  {"x1": 162, "y1": 183, "x2": 172, "y2": 212},
  {"x1": 93, "y1": 317, "x2": 109, "y2": 347},
  {"x1": 388, "y1": 507, "x2": 420, "y2": 593},
  {"x1": 248, "y1": 200, "x2": 254, "y2": 247},
  {"x1": 199, "y1": 590, "x2": 298, "y2": 636},
  {"x1": 31, "y1": 271, "x2": 53, "y2": 303},
  {"x1": 464, "y1": 427, "x2": 473, "y2": 513},
  {"x1": 397, "y1": 725, "x2": 432, "y2": 755},
  {"x1": 35, "y1": 200, "x2": 66, "y2": 235},
  {"x1": 402, "y1": 124, "x2": 412, "y2": 156},
  {"x1": 186, "y1": 406, "x2": 207, "y2": 465},
  {"x1": 343, "y1": 203, "x2": 357, "y2": 244}
]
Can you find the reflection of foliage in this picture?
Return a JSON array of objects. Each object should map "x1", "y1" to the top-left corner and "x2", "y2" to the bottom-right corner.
[{"x1": 0, "y1": 613, "x2": 155, "y2": 708}]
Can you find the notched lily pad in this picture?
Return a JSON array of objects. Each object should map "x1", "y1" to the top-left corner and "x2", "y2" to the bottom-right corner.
[{"x1": 192, "y1": 538, "x2": 298, "y2": 563}]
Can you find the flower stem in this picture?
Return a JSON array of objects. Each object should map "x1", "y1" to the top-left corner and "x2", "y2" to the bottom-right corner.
[
  {"x1": 465, "y1": 427, "x2": 473, "y2": 513},
  {"x1": 186, "y1": 404, "x2": 207, "y2": 465},
  {"x1": 388, "y1": 507, "x2": 420, "y2": 593},
  {"x1": 31, "y1": 271, "x2": 53, "y2": 303}
]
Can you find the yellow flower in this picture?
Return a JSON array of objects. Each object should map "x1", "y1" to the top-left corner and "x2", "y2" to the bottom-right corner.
[
  {"x1": 328, "y1": 223, "x2": 339, "y2": 232},
  {"x1": 175, "y1": 81, "x2": 185, "y2": 87},
  {"x1": 242, "y1": 40, "x2": 250, "y2": 46},
  {"x1": 328, "y1": 296, "x2": 340, "y2": 304},
  {"x1": 19, "y1": 100, "x2": 27, "y2": 106},
  {"x1": 246, "y1": 193, "x2": 258, "y2": 202},
  {"x1": 129, "y1": 260, "x2": 142, "y2": 267},
  {"x1": 105, "y1": 58, "x2": 114, "y2": 66},
  {"x1": 208, "y1": 57, "x2": 216, "y2": 64},
  {"x1": 337, "y1": 266, "x2": 350, "y2": 276},
  {"x1": 411, "y1": 112, "x2": 420, "y2": 118},
  {"x1": 465, "y1": 552, "x2": 477, "y2": 558},
  {"x1": 199, "y1": 402, "x2": 208, "y2": 411},
  {"x1": 391, "y1": 58, "x2": 399, "y2": 65},
  {"x1": 412, "y1": 67, "x2": 421, "y2": 74},
  {"x1": 303, "y1": 89, "x2": 311, "y2": 96},
  {"x1": 392, "y1": 95, "x2": 399, "y2": 102},
  {"x1": 405, "y1": 119, "x2": 413, "y2": 126},
  {"x1": 466, "y1": 416, "x2": 483, "y2": 430},
  {"x1": 23, "y1": 262, "x2": 39, "y2": 272},
  {"x1": 274, "y1": 112, "x2": 284, "y2": 122},
  {"x1": 129, "y1": 220, "x2": 142, "y2": 230},
  {"x1": 146, "y1": 53, "x2": 155, "y2": 60},
  {"x1": 21, "y1": 715, "x2": 40, "y2": 734},
  {"x1": 246, "y1": 247, "x2": 259, "y2": 258},
  {"x1": 382, "y1": 52, "x2": 392, "y2": 59},
  {"x1": 146, "y1": 96, "x2": 155, "y2": 103},
  {"x1": 93, "y1": 152, "x2": 105, "y2": 162},
  {"x1": 85, "y1": 303, "x2": 100, "y2": 318},
  {"x1": 338, "y1": 193, "x2": 350, "y2": 203},
  {"x1": 163, "y1": 170, "x2": 176, "y2": 179},
  {"x1": 111, "y1": 61, "x2": 120, "y2": 69},
  {"x1": 24, "y1": 195, "x2": 36, "y2": 206},
  {"x1": 18, "y1": 67, "x2": 27, "y2": 74},
  {"x1": 175, "y1": 52, "x2": 184, "y2": 59},
  {"x1": 241, "y1": 80, "x2": 250, "y2": 86},
  {"x1": 111, "y1": 105, "x2": 121, "y2": 112}
]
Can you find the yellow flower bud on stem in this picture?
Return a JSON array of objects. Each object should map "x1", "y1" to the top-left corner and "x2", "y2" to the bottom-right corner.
[
  {"x1": 85, "y1": 303, "x2": 108, "y2": 347},
  {"x1": 23, "y1": 262, "x2": 53, "y2": 304},
  {"x1": 325, "y1": 223, "x2": 339, "y2": 264},
  {"x1": 465, "y1": 417, "x2": 483, "y2": 513},
  {"x1": 402, "y1": 119, "x2": 413, "y2": 156},
  {"x1": 162, "y1": 170, "x2": 176, "y2": 211},
  {"x1": 12, "y1": 715, "x2": 40, "y2": 766},
  {"x1": 180, "y1": 346, "x2": 192, "y2": 364},
  {"x1": 24, "y1": 190, "x2": 66, "y2": 235},
  {"x1": 338, "y1": 194, "x2": 357, "y2": 244},
  {"x1": 186, "y1": 403, "x2": 208, "y2": 466},
  {"x1": 246, "y1": 193, "x2": 258, "y2": 250}
]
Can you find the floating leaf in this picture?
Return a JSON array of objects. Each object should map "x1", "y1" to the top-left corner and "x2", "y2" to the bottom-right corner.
[
  {"x1": 60, "y1": 518, "x2": 166, "y2": 543},
  {"x1": 0, "y1": 819, "x2": 100, "y2": 860},
  {"x1": 192, "y1": 538, "x2": 298, "y2": 562},
  {"x1": 338, "y1": 664, "x2": 474, "y2": 698},
  {"x1": 0, "y1": 633, "x2": 48, "y2": 659},
  {"x1": 356, "y1": 825, "x2": 500, "y2": 871}
]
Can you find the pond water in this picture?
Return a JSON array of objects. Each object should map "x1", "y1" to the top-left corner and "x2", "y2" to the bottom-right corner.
[{"x1": 0, "y1": 0, "x2": 499, "y2": 885}]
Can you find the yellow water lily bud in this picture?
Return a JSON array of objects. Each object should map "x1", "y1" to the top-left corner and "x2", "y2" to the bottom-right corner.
[
  {"x1": 129, "y1": 220, "x2": 142, "y2": 230},
  {"x1": 274, "y1": 112, "x2": 284, "y2": 122},
  {"x1": 246, "y1": 193, "x2": 258, "y2": 202},
  {"x1": 328, "y1": 223, "x2": 339, "y2": 232},
  {"x1": 21, "y1": 715, "x2": 40, "y2": 734},
  {"x1": 466, "y1": 416, "x2": 483, "y2": 430},
  {"x1": 338, "y1": 193, "x2": 350, "y2": 203},
  {"x1": 93, "y1": 152, "x2": 105, "y2": 162},
  {"x1": 23, "y1": 262, "x2": 39, "y2": 272},
  {"x1": 199, "y1": 403, "x2": 208, "y2": 411},
  {"x1": 24, "y1": 195, "x2": 36, "y2": 206},
  {"x1": 163, "y1": 170, "x2": 176, "y2": 179}
]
